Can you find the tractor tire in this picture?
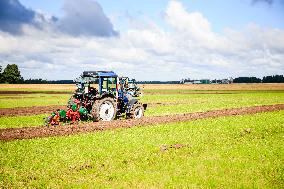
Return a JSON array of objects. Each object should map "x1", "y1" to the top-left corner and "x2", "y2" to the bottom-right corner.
[
  {"x1": 128, "y1": 103, "x2": 144, "y2": 119},
  {"x1": 92, "y1": 97, "x2": 117, "y2": 121}
]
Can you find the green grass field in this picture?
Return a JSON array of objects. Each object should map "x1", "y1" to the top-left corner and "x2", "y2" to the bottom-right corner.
[
  {"x1": 0, "y1": 114, "x2": 48, "y2": 129},
  {"x1": 1, "y1": 91, "x2": 283, "y2": 129},
  {"x1": 1, "y1": 90, "x2": 283, "y2": 109},
  {"x1": 0, "y1": 94, "x2": 70, "y2": 108},
  {"x1": 143, "y1": 92, "x2": 284, "y2": 116},
  {"x1": 1, "y1": 111, "x2": 283, "y2": 188},
  {"x1": 1, "y1": 85, "x2": 284, "y2": 188}
]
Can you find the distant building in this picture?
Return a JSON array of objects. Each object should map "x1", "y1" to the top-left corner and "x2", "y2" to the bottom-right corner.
[
  {"x1": 200, "y1": 79, "x2": 210, "y2": 84},
  {"x1": 182, "y1": 79, "x2": 210, "y2": 84},
  {"x1": 184, "y1": 81, "x2": 193, "y2": 84},
  {"x1": 181, "y1": 77, "x2": 232, "y2": 84}
]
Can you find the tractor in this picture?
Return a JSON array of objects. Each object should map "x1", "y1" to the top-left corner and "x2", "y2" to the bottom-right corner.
[{"x1": 46, "y1": 71, "x2": 147, "y2": 125}]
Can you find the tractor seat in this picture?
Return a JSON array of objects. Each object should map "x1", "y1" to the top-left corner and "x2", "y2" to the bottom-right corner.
[{"x1": 89, "y1": 87, "x2": 98, "y2": 95}]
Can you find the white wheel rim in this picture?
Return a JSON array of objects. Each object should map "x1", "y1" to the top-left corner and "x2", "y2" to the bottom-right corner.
[
  {"x1": 99, "y1": 101, "x2": 115, "y2": 121},
  {"x1": 134, "y1": 107, "x2": 143, "y2": 119}
]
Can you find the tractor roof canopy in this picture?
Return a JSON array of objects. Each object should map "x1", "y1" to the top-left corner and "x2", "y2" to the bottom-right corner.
[{"x1": 83, "y1": 71, "x2": 118, "y2": 78}]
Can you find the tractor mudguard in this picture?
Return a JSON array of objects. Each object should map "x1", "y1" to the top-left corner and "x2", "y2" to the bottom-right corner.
[
  {"x1": 101, "y1": 92, "x2": 116, "y2": 100},
  {"x1": 126, "y1": 99, "x2": 138, "y2": 113}
]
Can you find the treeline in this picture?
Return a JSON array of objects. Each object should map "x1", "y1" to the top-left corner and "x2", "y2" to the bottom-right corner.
[
  {"x1": 1, "y1": 64, "x2": 284, "y2": 84},
  {"x1": 262, "y1": 75, "x2": 284, "y2": 83},
  {"x1": 233, "y1": 77, "x2": 261, "y2": 83},
  {"x1": 24, "y1": 79, "x2": 74, "y2": 84},
  {"x1": 233, "y1": 75, "x2": 284, "y2": 83}
]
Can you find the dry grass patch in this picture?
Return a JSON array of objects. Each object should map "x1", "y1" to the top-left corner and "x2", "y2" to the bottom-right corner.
[{"x1": 142, "y1": 83, "x2": 284, "y2": 90}]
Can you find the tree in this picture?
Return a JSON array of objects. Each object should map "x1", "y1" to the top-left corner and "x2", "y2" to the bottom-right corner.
[
  {"x1": 2, "y1": 64, "x2": 22, "y2": 83},
  {"x1": 263, "y1": 75, "x2": 284, "y2": 83},
  {"x1": 233, "y1": 77, "x2": 261, "y2": 83},
  {"x1": 0, "y1": 65, "x2": 3, "y2": 83}
]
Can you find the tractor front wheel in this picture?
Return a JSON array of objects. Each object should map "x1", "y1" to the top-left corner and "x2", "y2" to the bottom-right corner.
[
  {"x1": 128, "y1": 103, "x2": 144, "y2": 119},
  {"x1": 92, "y1": 97, "x2": 117, "y2": 121}
]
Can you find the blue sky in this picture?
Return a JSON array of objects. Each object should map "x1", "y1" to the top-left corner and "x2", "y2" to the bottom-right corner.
[
  {"x1": 20, "y1": 0, "x2": 284, "y2": 32},
  {"x1": 0, "y1": 0, "x2": 283, "y2": 80}
]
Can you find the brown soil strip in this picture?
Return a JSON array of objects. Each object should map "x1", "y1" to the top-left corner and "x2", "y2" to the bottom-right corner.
[
  {"x1": 0, "y1": 91, "x2": 71, "y2": 95},
  {"x1": 142, "y1": 84, "x2": 284, "y2": 90},
  {"x1": 0, "y1": 96, "x2": 37, "y2": 99},
  {"x1": 0, "y1": 105, "x2": 66, "y2": 117},
  {"x1": 0, "y1": 104, "x2": 283, "y2": 141},
  {"x1": 0, "y1": 103, "x2": 169, "y2": 117},
  {"x1": 145, "y1": 92, "x2": 235, "y2": 95}
]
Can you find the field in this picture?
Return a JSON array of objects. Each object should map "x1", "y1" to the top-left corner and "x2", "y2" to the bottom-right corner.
[{"x1": 0, "y1": 84, "x2": 284, "y2": 188}]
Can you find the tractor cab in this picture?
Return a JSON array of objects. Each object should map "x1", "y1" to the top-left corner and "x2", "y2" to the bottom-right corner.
[
  {"x1": 78, "y1": 71, "x2": 142, "y2": 99},
  {"x1": 80, "y1": 71, "x2": 118, "y2": 97}
]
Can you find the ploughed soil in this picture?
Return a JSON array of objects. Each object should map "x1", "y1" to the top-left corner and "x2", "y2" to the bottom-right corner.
[
  {"x1": 0, "y1": 103, "x2": 172, "y2": 117},
  {"x1": 1, "y1": 104, "x2": 283, "y2": 141},
  {"x1": 142, "y1": 83, "x2": 284, "y2": 91},
  {"x1": 144, "y1": 91, "x2": 236, "y2": 95},
  {"x1": 0, "y1": 105, "x2": 66, "y2": 117}
]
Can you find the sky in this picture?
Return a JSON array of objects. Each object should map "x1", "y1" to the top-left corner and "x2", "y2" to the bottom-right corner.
[{"x1": 0, "y1": 0, "x2": 283, "y2": 81}]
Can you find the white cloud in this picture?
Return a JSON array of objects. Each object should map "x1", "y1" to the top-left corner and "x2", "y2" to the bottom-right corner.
[
  {"x1": 0, "y1": 0, "x2": 283, "y2": 81},
  {"x1": 57, "y1": 0, "x2": 118, "y2": 37}
]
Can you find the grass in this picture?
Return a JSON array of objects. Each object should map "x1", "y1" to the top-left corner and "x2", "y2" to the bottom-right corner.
[
  {"x1": 1, "y1": 83, "x2": 284, "y2": 91},
  {"x1": 143, "y1": 92, "x2": 284, "y2": 116},
  {"x1": 0, "y1": 110, "x2": 283, "y2": 188},
  {"x1": 1, "y1": 91, "x2": 283, "y2": 110},
  {"x1": 0, "y1": 114, "x2": 48, "y2": 129},
  {"x1": 0, "y1": 91, "x2": 283, "y2": 129},
  {"x1": 0, "y1": 94, "x2": 70, "y2": 108}
]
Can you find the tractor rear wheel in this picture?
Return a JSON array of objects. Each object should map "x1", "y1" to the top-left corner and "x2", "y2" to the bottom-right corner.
[
  {"x1": 92, "y1": 97, "x2": 117, "y2": 121},
  {"x1": 128, "y1": 103, "x2": 144, "y2": 119}
]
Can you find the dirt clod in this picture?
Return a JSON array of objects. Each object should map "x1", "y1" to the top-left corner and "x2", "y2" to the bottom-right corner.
[
  {"x1": 244, "y1": 128, "x2": 252, "y2": 134},
  {"x1": 160, "y1": 145, "x2": 168, "y2": 152},
  {"x1": 160, "y1": 144, "x2": 188, "y2": 152}
]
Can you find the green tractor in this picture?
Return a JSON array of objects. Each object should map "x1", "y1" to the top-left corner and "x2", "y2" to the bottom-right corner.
[{"x1": 46, "y1": 71, "x2": 147, "y2": 125}]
